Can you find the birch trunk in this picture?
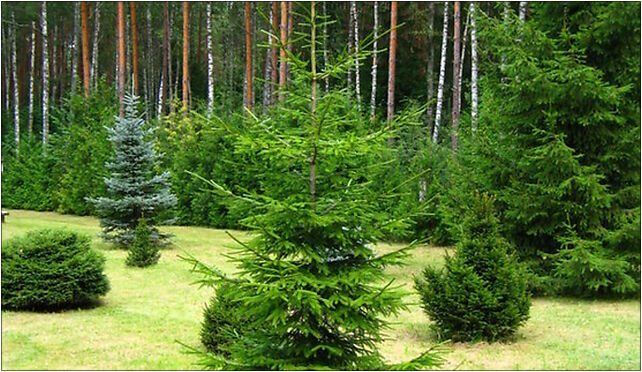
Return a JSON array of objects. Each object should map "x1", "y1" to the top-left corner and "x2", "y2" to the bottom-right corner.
[
  {"x1": 386, "y1": 1, "x2": 398, "y2": 141},
  {"x1": 207, "y1": 2, "x2": 214, "y2": 114},
  {"x1": 11, "y1": 13, "x2": 20, "y2": 151},
  {"x1": 470, "y1": 2, "x2": 478, "y2": 132},
  {"x1": 41, "y1": 1, "x2": 50, "y2": 148},
  {"x1": 352, "y1": 1, "x2": 361, "y2": 108},
  {"x1": 322, "y1": 1, "x2": 329, "y2": 92},
  {"x1": 182, "y1": 1, "x2": 189, "y2": 113},
  {"x1": 117, "y1": 1, "x2": 125, "y2": 117},
  {"x1": 28, "y1": 22, "x2": 36, "y2": 136},
  {"x1": 369, "y1": 1, "x2": 378, "y2": 121},
  {"x1": 70, "y1": 2, "x2": 80, "y2": 92},
  {"x1": 270, "y1": 1, "x2": 278, "y2": 103},
  {"x1": 519, "y1": 1, "x2": 528, "y2": 21},
  {"x1": 451, "y1": 1, "x2": 461, "y2": 153},
  {"x1": 81, "y1": 1, "x2": 90, "y2": 97},
  {"x1": 262, "y1": 3, "x2": 273, "y2": 114},
  {"x1": 244, "y1": 1, "x2": 252, "y2": 111},
  {"x1": 432, "y1": 1, "x2": 449, "y2": 144},
  {"x1": 90, "y1": 2, "x2": 100, "y2": 88}
]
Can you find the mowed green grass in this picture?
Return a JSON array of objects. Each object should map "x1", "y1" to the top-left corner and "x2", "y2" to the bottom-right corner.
[{"x1": 1, "y1": 209, "x2": 640, "y2": 370}]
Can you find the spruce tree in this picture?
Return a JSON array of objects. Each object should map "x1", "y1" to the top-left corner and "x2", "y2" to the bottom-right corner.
[
  {"x1": 183, "y1": 3, "x2": 446, "y2": 369},
  {"x1": 415, "y1": 192, "x2": 531, "y2": 342},
  {"x1": 126, "y1": 217, "x2": 161, "y2": 267},
  {"x1": 89, "y1": 94, "x2": 176, "y2": 247}
]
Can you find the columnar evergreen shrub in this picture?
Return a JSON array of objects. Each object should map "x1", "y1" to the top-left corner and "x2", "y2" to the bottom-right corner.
[
  {"x1": 126, "y1": 217, "x2": 160, "y2": 267},
  {"x1": 415, "y1": 192, "x2": 530, "y2": 342},
  {"x1": 1, "y1": 229, "x2": 110, "y2": 310},
  {"x1": 185, "y1": 4, "x2": 446, "y2": 370},
  {"x1": 89, "y1": 94, "x2": 177, "y2": 247}
]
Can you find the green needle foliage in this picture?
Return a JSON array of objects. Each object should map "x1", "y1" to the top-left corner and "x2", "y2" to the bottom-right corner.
[
  {"x1": 184, "y1": 3, "x2": 446, "y2": 370},
  {"x1": 415, "y1": 192, "x2": 531, "y2": 342},
  {"x1": 88, "y1": 93, "x2": 177, "y2": 248},
  {"x1": 126, "y1": 217, "x2": 161, "y2": 267},
  {"x1": 1, "y1": 229, "x2": 110, "y2": 310}
]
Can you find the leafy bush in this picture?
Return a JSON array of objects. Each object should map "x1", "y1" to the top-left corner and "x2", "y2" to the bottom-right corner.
[
  {"x1": 201, "y1": 282, "x2": 252, "y2": 355},
  {"x1": 126, "y1": 218, "x2": 160, "y2": 267},
  {"x1": 415, "y1": 192, "x2": 530, "y2": 342},
  {"x1": 1, "y1": 229, "x2": 110, "y2": 310}
]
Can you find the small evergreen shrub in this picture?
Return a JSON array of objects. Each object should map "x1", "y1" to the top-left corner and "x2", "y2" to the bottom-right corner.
[
  {"x1": 415, "y1": 192, "x2": 531, "y2": 342},
  {"x1": 1, "y1": 229, "x2": 110, "y2": 310},
  {"x1": 201, "y1": 282, "x2": 252, "y2": 355},
  {"x1": 126, "y1": 218, "x2": 160, "y2": 267}
]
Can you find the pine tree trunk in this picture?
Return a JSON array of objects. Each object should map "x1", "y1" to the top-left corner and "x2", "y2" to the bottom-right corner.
[
  {"x1": 168, "y1": 3, "x2": 174, "y2": 111},
  {"x1": 270, "y1": 1, "x2": 278, "y2": 103},
  {"x1": 451, "y1": 1, "x2": 461, "y2": 153},
  {"x1": 11, "y1": 12, "x2": 20, "y2": 152},
  {"x1": 41, "y1": 1, "x2": 50, "y2": 148},
  {"x1": 126, "y1": 10, "x2": 131, "y2": 89},
  {"x1": 70, "y1": 2, "x2": 80, "y2": 92},
  {"x1": 386, "y1": 1, "x2": 398, "y2": 142},
  {"x1": 182, "y1": 1, "x2": 190, "y2": 113},
  {"x1": 80, "y1": 1, "x2": 90, "y2": 97},
  {"x1": 28, "y1": 21, "x2": 36, "y2": 137},
  {"x1": 432, "y1": 1, "x2": 449, "y2": 144},
  {"x1": 457, "y1": 11, "x2": 469, "y2": 116},
  {"x1": 352, "y1": 1, "x2": 361, "y2": 108},
  {"x1": 90, "y1": 2, "x2": 100, "y2": 88},
  {"x1": 144, "y1": 4, "x2": 152, "y2": 119},
  {"x1": 244, "y1": 1, "x2": 252, "y2": 111},
  {"x1": 279, "y1": 1, "x2": 287, "y2": 101},
  {"x1": 263, "y1": 3, "x2": 273, "y2": 114},
  {"x1": 470, "y1": 2, "x2": 478, "y2": 132},
  {"x1": 131, "y1": 2, "x2": 140, "y2": 96},
  {"x1": 369, "y1": 1, "x2": 378, "y2": 121},
  {"x1": 159, "y1": 1, "x2": 169, "y2": 117},
  {"x1": 286, "y1": 1, "x2": 293, "y2": 82},
  {"x1": 322, "y1": 1, "x2": 329, "y2": 92},
  {"x1": 117, "y1": 1, "x2": 126, "y2": 117},
  {"x1": 207, "y1": 1, "x2": 214, "y2": 114},
  {"x1": 519, "y1": 1, "x2": 528, "y2": 21}
]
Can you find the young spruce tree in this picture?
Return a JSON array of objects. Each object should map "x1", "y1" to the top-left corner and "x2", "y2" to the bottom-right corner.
[
  {"x1": 89, "y1": 94, "x2": 176, "y2": 247},
  {"x1": 183, "y1": 3, "x2": 446, "y2": 369}
]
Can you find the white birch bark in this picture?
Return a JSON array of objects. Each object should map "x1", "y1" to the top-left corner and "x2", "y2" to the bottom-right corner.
[
  {"x1": 352, "y1": 1, "x2": 361, "y2": 108},
  {"x1": 157, "y1": 74, "x2": 164, "y2": 119},
  {"x1": 262, "y1": 3, "x2": 272, "y2": 114},
  {"x1": 432, "y1": 1, "x2": 449, "y2": 144},
  {"x1": 11, "y1": 13, "x2": 20, "y2": 151},
  {"x1": 207, "y1": 1, "x2": 214, "y2": 114},
  {"x1": 369, "y1": 1, "x2": 378, "y2": 121},
  {"x1": 70, "y1": 2, "x2": 80, "y2": 91},
  {"x1": 519, "y1": 1, "x2": 528, "y2": 21},
  {"x1": 28, "y1": 21, "x2": 36, "y2": 137},
  {"x1": 90, "y1": 2, "x2": 100, "y2": 87},
  {"x1": 322, "y1": 1, "x2": 329, "y2": 92},
  {"x1": 457, "y1": 12, "x2": 469, "y2": 115},
  {"x1": 41, "y1": 1, "x2": 50, "y2": 148},
  {"x1": 470, "y1": 2, "x2": 478, "y2": 132}
]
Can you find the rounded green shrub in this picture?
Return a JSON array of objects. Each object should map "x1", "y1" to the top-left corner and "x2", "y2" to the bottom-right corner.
[
  {"x1": 126, "y1": 218, "x2": 160, "y2": 267},
  {"x1": 200, "y1": 282, "x2": 252, "y2": 355},
  {"x1": 415, "y1": 192, "x2": 531, "y2": 342},
  {"x1": 1, "y1": 229, "x2": 110, "y2": 310}
]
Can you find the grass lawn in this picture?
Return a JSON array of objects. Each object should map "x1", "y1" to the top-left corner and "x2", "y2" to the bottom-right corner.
[{"x1": 1, "y1": 209, "x2": 640, "y2": 370}]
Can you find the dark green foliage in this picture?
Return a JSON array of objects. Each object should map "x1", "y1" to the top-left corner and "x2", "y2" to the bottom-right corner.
[
  {"x1": 89, "y1": 94, "x2": 177, "y2": 247},
  {"x1": 200, "y1": 282, "x2": 252, "y2": 355},
  {"x1": 126, "y1": 218, "x2": 160, "y2": 267},
  {"x1": 1, "y1": 229, "x2": 110, "y2": 310},
  {"x1": 415, "y1": 193, "x2": 530, "y2": 342}
]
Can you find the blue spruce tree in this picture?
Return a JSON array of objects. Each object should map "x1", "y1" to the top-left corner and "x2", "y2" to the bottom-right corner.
[{"x1": 89, "y1": 94, "x2": 176, "y2": 247}]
